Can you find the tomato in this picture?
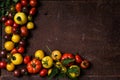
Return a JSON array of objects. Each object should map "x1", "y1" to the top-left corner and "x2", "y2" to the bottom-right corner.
[
  {"x1": 27, "y1": 58, "x2": 42, "y2": 74},
  {"x1": 13, "y1": 22, "x2": 19, "y2": 28},
  {"x1": 30, "y1": 0, "x2": 37, "y2": 7},
  {"x1": 1, "y1": 16, "x2": 7, "y2": 22},
  {"x1": 14, "y1": 12, "x2": 27, "y2": 25},
  {"x1": 55, "y1": 62, "x2": 62, "y2": 69},
  {"x1": 6, "y1": 63, "x2": 15, "y2": 71},
  {"x1": 20, "y1": 26, "x2": 28, "y2": 37},
  {"x1": 28, "y1": 15, "x2": 33, "y2": 21},
  {"x1": 0, "y1": 50, "x2": 7, "y2": 58},
  {"x1": 51, "y1": 50, "x2": 62, "y2": 61},
  {"x1": 22, "y1": 7, "x2": 29, "y2": 14},
  {"x1": 0, "y1": 61, "x2": 7, "y2": 69},
  {"x1": 80, "y1": 59, "x2": 90, "y2": 69},
  {"x1": 20, "y1": 67, "x2": 28, "y2": 75},
  {"x1": 29, "y1": 8, "x2": 36, "y2": 16},
  {"x1": 26, "y1": 22, "x2": 34, "y2": 29},
  {"x1": 11, "y1": 34, "x2": 21, "y2": 43},
  {"x1": 4, "y1": 34, "x2": 11, "y2": 41},
  {"x1": 5, "y1": 26, "x2": 12, "y2": 34},
  {"x1": 68, "y1": 65, "x2": 80, "y2": 78},
  {"x1": 14, "y1": 69, "x2": 21, "y2": 77},
  {"x1": 75, "y1": 54, "x2": 82, "y2": 64},
  {"x1": 11, "y1": 53, "x2": 23, "y2": 65},
  {"x1": 42, "y1": 56, "x2": 53, "y2": 69},
  {"x1": 18, "y1": 46, "x2": 25, "y2": 54},
  {"x1": 4, "y1": 41, "x2": 14, "y2": 51},
  {"x1": 8, "y1": 12, "x2": 14, "y2": 19},
  {"x1": 12, "y1": 27, "x2": 20, "y2": 34},
  {"x1": 15, "y1": 3, "x2": 22, "y2": 12},
  {"x1": 19, "y1": 40, "x2": 26, "y2": 47},
  {"x1": 48, "y1": 68, "x2": 52, "y2": 75},
  {"x1": 10, "y1": 5, "x2": 15, "y2": 11},
  {"x1": 5, "y1": 19, "x2": 14, "y2": 26},
  {"x1": 21, "y1": 0, "x2": 28, "y2": 6},
  {"x1": 61, "y1": 53, "x2": 75, "y2": 66},
  {"x1": 39, "y1": 68, "x2": 48, "y2": 77},
  {"x1": 11, "y1": 48, "x2": 18, "y2": 54},
  {"x1": 34, "y1": 50, "x2": 44, "y2": 60},
  {"x1": 61, "y1": 66, "x2": 67, "y2": 73},
  {"x1": 24, "y1": 55, "x2": 31, "y2": 64}
]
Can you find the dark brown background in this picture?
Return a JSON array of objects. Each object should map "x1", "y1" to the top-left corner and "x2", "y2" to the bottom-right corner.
[{"x1": 1, "y1": 0, "x2": 120, "y2": 80}]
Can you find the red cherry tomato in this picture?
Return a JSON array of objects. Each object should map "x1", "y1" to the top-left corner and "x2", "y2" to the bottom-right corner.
[
  {"x1": 30, "y1": 0, "x2": 37, "y2": 7},
  {"x1": 20, "y1": 26, "x2": 28, "y2": 37},
  {"x1": 15, "y1": 2, "x2": 22, "y2": 12},
  {"x1": 80, "y1": 59, "x2": 90, "y2": 69},
  {"x1": 39, "y1": 68, "x2": 48, "y2": 77},
  {"x1": 75, "y1": 54, "x2": 82, "y2": 64},
  {"x1": 11, "y1": 48, "x2": 18, "y2": 54},
  {"x1": 18, "y1": 46, "x2": 25, "y2": 54},
  {"x1": 21, "y1": 0, "x2": 28, "y2": 6},
  {"x1": 0, "y1": 61, "x2": 7, "y2": 69},
  {"x1": 29, "y1": 7, "x2": 36, "y2": 16},
  {"x1": 24, "y1": 56, "x2": 31, "y2": 64},
  {"x1": 13, "y1": 22, "x2": 19, "y2": 28},
  {"x1": 5, "y1": 19, "x2": 14, "y2": 26}
]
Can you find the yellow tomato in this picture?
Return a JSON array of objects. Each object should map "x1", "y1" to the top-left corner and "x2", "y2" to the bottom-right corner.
[
  {"x1": 11, "y1": 53, "x2": 23, "y2": 65},
  {"x1": 61, "y1": 66, "x2": 67, "y2": 73},
  {"x1": 48, "y1": 68, "x2": 52, "y2": 75},
  {"x1": 14, "y1": 12, "x2": 27, "y2": 25},
  {"x1": 5, "y1": 26, "x2": 12, "y2": 34},
  {"x1": 6, "y1": 63, "x2": 15, "y2": 71},
  {"x1": 51, "y1": 50, "x2": 62, "y2": 61},
  {"x1": 42, "y1": 56, "x2": 53, "y2": 68},
  {"x1": 11, "y1": 34, "x2": 21, "y2": 43},
  {"x1": 4, "y1": 41, "x2": 14, "y2": 51},
  {"x1": 55, "y1": 62, "x2": 62, "y2": 69},
  {"x1": 28, "y1": 15, "x2": 33, "y2": 21},
  {"x1": 26, "y1": 22, "x2": 34, "y2": 29},
  {"x1": 35, "y1": 50, "x2": 45, "y2": 60}
]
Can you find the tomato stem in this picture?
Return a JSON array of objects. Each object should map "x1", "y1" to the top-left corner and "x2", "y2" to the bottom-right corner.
[
  {"x1": 46, "y1": 45, "x2": 52, "y2": 53},
  {"x1": 17, "y1": 16, "x2": 21, "y2": 21}
]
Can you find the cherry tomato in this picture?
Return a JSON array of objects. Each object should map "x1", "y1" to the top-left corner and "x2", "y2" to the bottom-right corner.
[
  {"x1": 15, "y1": 2, "x2": 22, "y2": 12},
  {"x1": 12, "y1": 27, "x2": 20, "y2": 34},
  {"x1": 13, "y1": 22, "x2": 19, "y2": 28},
  {"x1": 14, "y1": 69, "x2": 21, "y2": 77},
  {"x1": 20, "y1": 26, "x2": 28, "y2": 37},
  {"x1": 75, "y1": 54, "x2": 82, "y2": 64},
  {"x1": 29, "y1": 8, "x2": 36, "y2": 16},
  {"x1": 4, "y1": 34, "x2": 11, "y2": 41},
  {"x1": 20, "y1": 67, "x2": 28, "y2": 75},
  {"x1": 24, "y1": 55, "x2": 31, "y2": 64},
  {"x1": 8, "y1": 12, "x2": 13, "y2": 19},
  {"x1": 80, "y1": 59, "x2": 90, "y2": 69},
  {"x1": 0, "y1": 50, "x2": 7, "y2": 58},
  {"x1": 30, "y1": 0, "x2": 37, "y2": 7},
  {"x1": 21, "y1": 0, "x2": 28, "y2": 6},
  {"x1": 22, "y1": 7, "x2": 29, "y2": 14},
  {"x1": 11, "y1": 48, "x2": 18, "y2": 54},
  {"x1": 18, "y1": 46, "x2": 25, "y2": 54},
  {"x1": 39, "y1": 68, "x2": 48, "y2": 77},
  {"x1": 1, "y1": 16, "x2": 7, "y2": 22},
  {"x1": 19, "y1": 40, "x2": 26, "y2": 47},
  {"x1": 5, "y1": 19, "x2": 14, "y2": 26},
  {"x1": 0, "y1": 61, "x2": 7, "y2": 69}
]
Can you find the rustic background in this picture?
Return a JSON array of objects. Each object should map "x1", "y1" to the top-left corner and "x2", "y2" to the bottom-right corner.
[{"x1": 1, "y1": 0, "x2": 120, "y2": 80}]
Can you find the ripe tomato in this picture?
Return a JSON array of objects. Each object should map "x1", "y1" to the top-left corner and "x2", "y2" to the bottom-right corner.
[
  {"x1": 0, "y1": 61, "x2": 7, "y2": 69},
  {"x1": 13, "y1": 22, "x2": 19, "y2": 28},
  {"x1": 15, "y1": 3, "x2": 22, "y2": 12},
  {"x1": 11, "y1": 34, "x2": 21, "y2": 43},
  {"x1": 5, "y1": 19, "x2": 14, "y2": 26},
  {"x1": 27, "y1": 58, "x2": 42, "y2": 74},
  {"x1": 21, "y1": 0, "x2": 28, "y2": 6},
  {"x1": 51, "y1": 50, "x2": 62, "y2": 61},
  {"x1": 4, "y1": 41, "x2": 14, "y2": 51},
  {"x1": 30, "y1": 0, "x2": 37, "y2": 7},
  {"x1": 75, "y1": 54, "x2": 82, "y2": 64},
  {"x1": 5, "y1": 26, "x2": 12, "y2": 34},
  {"x1": 39, "y1": 68, "x2": 48, "y2": 77},
  {"x1": 11, "y1": 48, "x2": 18, "y2": 54},
  {"x1": 14, "y1": 69, "x2": 21, "y2": 77},
  {"x1": 29, "y1": 8, "x2": 36, "y2": 16},
  {"x1": 24, "y1": 55, "x2": 31, "y2": 64},
  {"x1": 18, "y1": 46, "x2": 25, "y2": 54},
  {"x1": 34, "y1": 50, "x2": 44, "y2": 60},
  {"x1": 20, "y1": 26, "x2": 28, "y2": 37},
  {"x1": 26, "y1": 22, "x2": 34, "y2": 29},
  {"x1": 61, "y1": 66, "x2": 67, "y2": 73},
  {"x1": 80, "y1": 59, "x2": 90, "y2": 69},
  {"x1": 6, "y1": 63, "x2": 15, "y2": 71}
]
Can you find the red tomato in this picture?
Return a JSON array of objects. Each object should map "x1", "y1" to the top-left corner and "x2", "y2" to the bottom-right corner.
[
  {"x1": 18, "y1": 46, "x2": 25, "y2": 54},
  {"x1": 13, "y1": 22, "x2": 19, "y2": 28},
  {"x1": 20, "y1": 26, "x2": 28, "y2": 37},
  {"x1": 39, "y1": 68, "x2": 48, "y2": 77},
  {"x1": 24, "y1": 56, "x2": 31, "y2": 64},
  {"x1": 75, "y1": 54, "x2": 82, "y2": 64},
  {"x1": 30, "y1": 0, "x2": 37, "y2": 7},
  {"x1": 21, "y1": 0, "x2": 28, "y2": 6},
  {"x1": 11, "y1": 48, "x2": 18, "y2": 54},
  {"x1": 15, "y1": 3, "x2": 22, "y2": 12},
  {"x1": 0, "y1": 61, "x2": 7, "y2": 69},
  {"x1": 80, "y1": 59, "x2": 90, "y2": 69},
  {"x1": 29, "y1": 7, "x2": 36, "y2": 16},
  {"x1": 5, "y1": 19, "x2": 14, "y2": 26}
]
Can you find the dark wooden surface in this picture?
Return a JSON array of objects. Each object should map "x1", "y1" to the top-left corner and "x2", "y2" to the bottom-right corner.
[{"x1": 1, "y1": 0, "x2": 120, "y2": 80}]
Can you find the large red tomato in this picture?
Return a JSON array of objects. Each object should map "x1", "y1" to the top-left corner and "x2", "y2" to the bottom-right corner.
[{"x1": 27, "y1": 58, "x2": 42, "y2": 74}]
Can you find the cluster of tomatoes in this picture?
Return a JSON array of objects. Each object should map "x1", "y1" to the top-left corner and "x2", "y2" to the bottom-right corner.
[{"x1": 0, "y1": 0, "x2": 90, "y2": 79}]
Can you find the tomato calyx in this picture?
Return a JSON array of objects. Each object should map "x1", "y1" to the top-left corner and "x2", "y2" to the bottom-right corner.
[
  {"x1": 17, "y1": 16, "x2": 22, "y2": 21},
  {"x1": 62, "y1": 58, "x2": 75, "y2": 66}
]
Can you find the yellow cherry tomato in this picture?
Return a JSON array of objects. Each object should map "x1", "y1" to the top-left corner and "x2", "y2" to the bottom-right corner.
[
  {"x1": 11, "y1": 34, "x2": 21, "y2": 43},
  {"x1": 5, "y1": 26, "x2": 12, "y2": 34},
  {"x1": 11, "y1": 53, "x2": 23, "y2": 65},
  {"x1": 4, "y1": 41, "x2": 14, "y2": 51},
  {"x1": 55, "y1": 62, "x2": 62, "y2": 69},
  {"x1": 35, "y1": 50, "x2": 45, "y2": 60},
  {"x1": 26, "y1": 22, "x2": 34, "y2": 29},
  {"x1": 48, "y1": 68, "x2": 52, "y2": 75},
  {"x1": 51, "y1": 50, "x2": 62, "y2": 61},
  {"x1": 14, "y1": 12, "x2": 27, "y2": 25},
  {"x1": 61, "y1": 66, "x2": 67, "y2": 73},
  {"x1": 42, "y1": 56, "x2": 53, "y2": 68},
  {"x1": 6, "y1": 63, "x2": 15, "y2": 71}
]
